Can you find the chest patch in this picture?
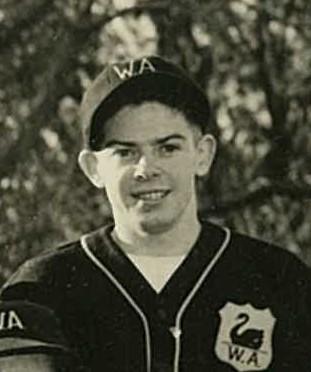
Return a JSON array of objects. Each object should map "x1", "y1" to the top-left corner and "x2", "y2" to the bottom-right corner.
[{"x1": 215, "y1": 302, "x2": 276, "y2": 371}]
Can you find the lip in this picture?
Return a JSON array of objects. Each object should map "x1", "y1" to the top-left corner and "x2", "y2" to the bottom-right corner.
[{"x1": 131, "y1": 189, "x2": 171, "y2": 203}]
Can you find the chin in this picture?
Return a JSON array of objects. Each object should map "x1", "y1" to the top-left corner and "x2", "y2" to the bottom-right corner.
[{"x1": 137, "y1": 215, "x2": 176, "y2": 235}]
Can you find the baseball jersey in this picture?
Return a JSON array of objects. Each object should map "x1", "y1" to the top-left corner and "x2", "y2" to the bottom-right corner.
[{"x1": 1, "y1": 221, "x2": 311, "y2": 372}]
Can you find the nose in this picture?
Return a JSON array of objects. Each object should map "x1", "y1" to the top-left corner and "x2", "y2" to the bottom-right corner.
[{"x1": 133, "y1": 154, "x2": 160, "y2": 181}]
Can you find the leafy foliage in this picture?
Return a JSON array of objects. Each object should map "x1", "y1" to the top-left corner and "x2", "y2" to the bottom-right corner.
[{"x1": 1, "y1": 0, "x2": 311, "y2": 283}]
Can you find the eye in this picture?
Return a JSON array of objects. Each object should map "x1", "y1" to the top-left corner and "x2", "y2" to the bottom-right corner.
[
  {"x1": 159, "y1": 143, "x2": 181, "y2": 155},
  {"x1": 113, "y1": 148, "x2": 136, "y2": 158}
]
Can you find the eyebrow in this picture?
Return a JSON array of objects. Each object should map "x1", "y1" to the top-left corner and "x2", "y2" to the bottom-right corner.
[
  {"x1": 154, "y1": 134, "x2": 186, "y2": 145},
  {"x1": 104, "y1": 134, "x2": 187, "y2": 148},
  {"x1": 104, "y1": 140, "x2": 136, "y2": 148}
]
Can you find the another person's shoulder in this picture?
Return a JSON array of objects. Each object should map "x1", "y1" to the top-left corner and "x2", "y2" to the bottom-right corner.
[{"x1": 0, "y1": 300, "x2": 75, "y2": 372}]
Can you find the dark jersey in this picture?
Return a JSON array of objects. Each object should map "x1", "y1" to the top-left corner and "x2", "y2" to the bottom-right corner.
[{"x1": 1, "y1": 221, "x2": 311, "y2": 372}]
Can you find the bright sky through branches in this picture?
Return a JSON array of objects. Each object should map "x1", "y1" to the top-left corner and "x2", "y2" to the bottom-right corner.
[{"x1": 113, "y1": 0, "x2": 137, "y2": 10}]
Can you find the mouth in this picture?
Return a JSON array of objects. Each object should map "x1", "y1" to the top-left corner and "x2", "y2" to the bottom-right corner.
[{"x1": 131, "y1": 190, "x2": 170, "y2": 202}]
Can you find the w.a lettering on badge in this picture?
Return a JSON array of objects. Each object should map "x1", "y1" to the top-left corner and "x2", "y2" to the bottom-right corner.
[{"x1": 215, "y1": 302, "x2": 276, "y2": 371}]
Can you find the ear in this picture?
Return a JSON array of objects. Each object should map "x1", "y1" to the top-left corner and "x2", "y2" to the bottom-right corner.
[
  {"x1": 78, "y1": 149, "x2": 105, "y2": 188},
  {"x1": 195, "y1": 134, "x2": 217, "y2": 177}
]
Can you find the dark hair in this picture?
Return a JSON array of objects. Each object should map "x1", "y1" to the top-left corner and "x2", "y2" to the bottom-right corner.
[{"x1": 90, "y1": 80, "x2": 210, "y2": 151}]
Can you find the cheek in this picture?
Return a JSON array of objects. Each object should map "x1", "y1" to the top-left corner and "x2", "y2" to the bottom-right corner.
[
  {"x1": 170, "y1": 158, "x2": 197, "y2": 188},
  {"x1": 104, "y1": 167, "x2": 133, "y2": 201},
  {"x1": 96, "y1": 158, "x2": 123, "y2": 187}
]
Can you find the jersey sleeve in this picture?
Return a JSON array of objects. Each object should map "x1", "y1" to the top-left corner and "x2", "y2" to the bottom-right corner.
[
  {"x1": 0, "y1": 255, "x2": 62, "y2": 311},
  {"x1": 284, "y1": 255, "x2": 311, "y2": 349}
]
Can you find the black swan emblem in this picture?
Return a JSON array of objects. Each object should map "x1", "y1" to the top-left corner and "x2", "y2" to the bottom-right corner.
[{"x1": 230, "y1": 313, "x2": 264, "y2": 350}]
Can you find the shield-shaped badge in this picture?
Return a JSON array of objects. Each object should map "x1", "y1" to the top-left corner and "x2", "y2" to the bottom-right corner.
[{"x1": 215, "y1": 302, "x2": 276, "y2": 371}]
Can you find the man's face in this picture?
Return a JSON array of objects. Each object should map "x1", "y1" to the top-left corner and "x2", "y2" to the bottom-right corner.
[{"x1": 81, "y1": 102, "x2": 215, "y2": 234}]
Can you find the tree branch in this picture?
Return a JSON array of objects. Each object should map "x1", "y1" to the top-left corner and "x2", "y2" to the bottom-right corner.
[
  {"x1": 78, "y1": 0, "x2": 169, "y2": 32},
  {"x1": 254, "y1": 5, "x2": 292, "y2": 179},
  {"x1": 206, "y1": 182, "x2": 311, "y2": 215},
  {"x1": 0, "y1": 0, "x2": 52, "y2": 52}
]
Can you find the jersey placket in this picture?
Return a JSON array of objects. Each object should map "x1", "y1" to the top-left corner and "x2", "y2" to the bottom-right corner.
[{"x1": 81, "y1": 222, "x2": 231, "y2": 372}]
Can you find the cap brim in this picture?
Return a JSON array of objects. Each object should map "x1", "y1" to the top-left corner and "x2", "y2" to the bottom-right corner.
[
  {"x1": 0, "y1": 338, "x2": 69, "y2": 354},
  {"x1": 89, "y1": 71, "x2": 210, "y2": 150}
]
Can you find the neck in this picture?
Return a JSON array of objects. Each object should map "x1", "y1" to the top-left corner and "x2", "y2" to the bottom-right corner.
[{"x1": 112, "y1": 203, "x2": 201, "y2": 257}]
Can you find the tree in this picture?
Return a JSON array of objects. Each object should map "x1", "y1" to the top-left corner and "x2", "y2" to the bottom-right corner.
[{"x1": 0, "y1": 0, "x2": 310, "y2": 283}]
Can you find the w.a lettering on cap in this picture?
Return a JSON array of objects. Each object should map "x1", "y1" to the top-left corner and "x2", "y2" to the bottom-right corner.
[
  {"x1": 111, "y1": 57, "x2": 156, "y2": 80},
  {"x1": 79, "y1": 55, "x2": 210, "y2": 150},
  {"x1": 0, "y1": 301, "x2": 70, "y2": 357}
]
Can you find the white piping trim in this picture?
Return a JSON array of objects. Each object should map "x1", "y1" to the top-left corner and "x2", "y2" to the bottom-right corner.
[
  {"x1": 80, "y1": 235, "x2": 152, "y2": 372},
  {"x1": 171, "y1": 227, "x2": 231, "y2": 372}
]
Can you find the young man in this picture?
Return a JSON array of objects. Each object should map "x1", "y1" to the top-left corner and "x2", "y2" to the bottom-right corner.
[
  {"x1": 1, "y1": 56, "x2": 311, "y2": 372},
  {"x1": 0, "y1": 300, "x2": 74, "y2": 371}
]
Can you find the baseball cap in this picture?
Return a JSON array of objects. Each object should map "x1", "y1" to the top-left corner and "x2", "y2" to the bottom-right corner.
[
  {"x1": 80, "y1": 55, "x2": 211, "y2": 151},
  {"x1": 0, "y1": 301, "x2": 70, "y2": 357}
]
